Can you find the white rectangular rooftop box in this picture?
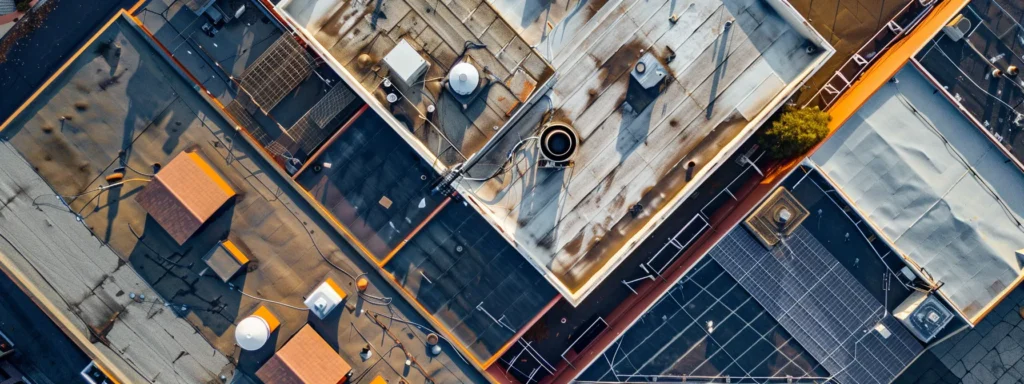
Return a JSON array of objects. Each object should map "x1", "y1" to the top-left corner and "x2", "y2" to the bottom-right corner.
[{"x1": 384, "y1": 39, "x2": 428, "y2": 88}]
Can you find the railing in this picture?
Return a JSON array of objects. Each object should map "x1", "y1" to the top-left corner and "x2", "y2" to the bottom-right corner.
[
  {"x1": 504, "y1": 339, "x2": 557, "y2": 383},
  {"x1": 560, "y1": 317, "x2": 608, "y2": 368},
  {"x1": 621, "y1": 149, "x2": 766, "y2": 295},
  {"x1": 698, "y1": 149, "x2": 766, "y2": 220},
  {"x1": 804, "y1": 0, "x2": 934, "y2": 110}
]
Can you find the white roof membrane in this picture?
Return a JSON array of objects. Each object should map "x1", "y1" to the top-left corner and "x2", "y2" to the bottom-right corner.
[{"x1": 811, "y1": 65, "x2": 1024, "y2": 321}]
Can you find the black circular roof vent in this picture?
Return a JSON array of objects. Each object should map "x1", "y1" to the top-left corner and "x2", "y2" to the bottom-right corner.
[{"x1": 540, "y1": 124, "x2": 578, "y2": 162}]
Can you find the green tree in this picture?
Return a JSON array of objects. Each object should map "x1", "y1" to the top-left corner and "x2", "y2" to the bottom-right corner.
[
  {"x1": 760, "y1": 106, "x2": 831, "y2": 159},
  {"x1": 15, "y1": 0, "x2": 31, "y2": 12}
]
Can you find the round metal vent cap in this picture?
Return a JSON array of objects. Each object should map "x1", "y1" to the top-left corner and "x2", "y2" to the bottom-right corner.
[
  {"x1": 449, "y1": 62, "x2": 479, "y2": 96},
  {"x1": 235, "y1": 316, "x2": 270, "y2": 351},
  {"x1": 540, "y1": 124, "x2": 578, "y2": 162}
]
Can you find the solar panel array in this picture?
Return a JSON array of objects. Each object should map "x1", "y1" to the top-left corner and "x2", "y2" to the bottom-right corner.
[
  {"x1": 239, "y1": 35, "x2": 313, "y2": 113},
  {"x1": 578, "y1": 257, "x2": 829, "y2": 383},
  {"x1": 709, "y1": 226, "x2": 922, "y2": 384}
]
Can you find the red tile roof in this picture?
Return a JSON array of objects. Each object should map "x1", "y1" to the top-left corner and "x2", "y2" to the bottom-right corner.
[
  {"x1": 135, "y1": 151, "x2": 235, "y2": 244},
  {"x1": 256, "y1": 325, "x2": 351, "y2": 384}
]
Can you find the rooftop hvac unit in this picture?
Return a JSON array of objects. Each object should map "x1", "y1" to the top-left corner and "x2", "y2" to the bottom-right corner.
[
  {"x1": 304, "y1": 278, "x2": 347, "y2": 320},
  {"x1": 893, "y1": 291, "x2": 954, "y2": 343},
  {"x1": 942, "y1": 14, "x2": 971, "y2": 42},
  {"x1": 384, "y1": 39, "x2": 429, "y2": 89},
  {"x1": 631, "y1": 52, "x2": 667, "y2": 90}
]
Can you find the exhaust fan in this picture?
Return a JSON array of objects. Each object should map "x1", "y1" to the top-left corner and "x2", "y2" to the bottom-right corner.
[{"x1": 538, "y1": 123, "x2": 578, "y2": 169}]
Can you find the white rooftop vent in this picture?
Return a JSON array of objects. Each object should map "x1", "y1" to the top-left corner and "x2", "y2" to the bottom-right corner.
[
  {"x1": 894, "y1": 291, "x2": 954, "y2": 343},
  {"x1": 384, "y1": 39, "x2": 429, "y2": 88},
  {"x1": 235, "y1": 316, "x2": 271, "y2": 351},
  {"x1": 448, "y1": 62, "x2": 480, "y2": 96},
  {"x1": 942, "y1": 14, "x2": 971, "y2": 42},
  {"x1": 304, "y1": 279, "x2": 346, "y2": 319},
  {"x1": 631, "y1": 52, "x2": 667, "y2": 90}
]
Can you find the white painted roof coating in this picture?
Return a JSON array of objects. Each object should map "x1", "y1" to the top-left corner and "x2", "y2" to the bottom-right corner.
[{"x1": 812, "y1": 65, "x2": 1024, "y2": 321}]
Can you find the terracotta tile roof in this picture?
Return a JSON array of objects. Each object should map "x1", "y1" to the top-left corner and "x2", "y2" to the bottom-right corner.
[
  {"x1": 256, "y1": 325, "x2": 351, "y2": 384},
  {"x1": 136, "y1": 151, "x2": 235, "y2": 245}
]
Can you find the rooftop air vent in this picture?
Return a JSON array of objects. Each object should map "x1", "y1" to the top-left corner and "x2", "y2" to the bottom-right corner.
[
  {"x1": 449, "y1": 62, "x2": 479, "y2": 96},
  {"x1": 894, "y1": 291, "x2": 954, "y2": 342},
  {"x1": 743, "y1": 187, "x2": 809, "y2": 248},
  {"x1": 81, "y1": 362, "x2": 114, "y2": 384},
  {"x1": 235, "y1": 315, "x2": 271, "y2": 351},
  {"x1": 631, "y1": 52, "x2": 666, "y2": 90},
  {"x1": 625, "y1": 52, "x2": 667, "y2": 114},
  {"x1": 539, "y1": 123, "x2": 578, "y2": 168},
  {"x1": 445, "y1": 61, "x2": 489, "y2": 109},
  {"x1": 942, "y1": 14, "x2": 971, "y2": 42}
]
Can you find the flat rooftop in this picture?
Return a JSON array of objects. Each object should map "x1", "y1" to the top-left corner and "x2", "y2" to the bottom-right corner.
[
  {"x1": 576, "y1": 257, "x2": 828, "y2": 382},
  {"x1": 296, "y1": 109, "x2": 558, "y2": 364},
  {"x1": 277, "y1": 0, "x2": 555, "y2": 166},
  {"x1": 575, "y1": 167, "x2": 931, "y2": 383},
  {"x1": 0, "y1": 13, "x2": 483, "y2": 383},
  {"x1": 460, "y1": 0, "x2": 831, "y2": 304},
  {"x1": 915, "y1": 0, "x2": 1024, "y2": 163},
  {"x1": 811, "y1": 64, "x2": 1024, "y2": 323}
]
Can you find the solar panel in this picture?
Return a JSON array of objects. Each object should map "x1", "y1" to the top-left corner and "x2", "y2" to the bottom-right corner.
[
  {"x1": 710, "y1": 227, "x2": 922, "y2": 384},
  {"x1": 239, "y1": 35, "x2": 313, "y2": 113}
]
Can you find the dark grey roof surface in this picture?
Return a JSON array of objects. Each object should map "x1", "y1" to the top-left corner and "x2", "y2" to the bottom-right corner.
[
  {"x1": 711, "y1": 226, "x2": 922, "y2": 384},
  {"x1": 577, "y1": 257, "x2": 827, "y2": 383},
  {"x1": 384, "y1": 200, "x2": 558, "y2": 362}
]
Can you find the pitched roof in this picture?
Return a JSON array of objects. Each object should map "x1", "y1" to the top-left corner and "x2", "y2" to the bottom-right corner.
[
  {"x1": 136, "y1": 151, "x2": 235, "y2": 245},
  {"x1": 256, "y1": 325, "x2": 351, "y2": 384}
]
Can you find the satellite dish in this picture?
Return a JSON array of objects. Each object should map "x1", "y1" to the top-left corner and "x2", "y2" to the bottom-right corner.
[
  {"x1": 235, "y1": 316, "x2": 270, "y2": 351},
  {"x1": 448, "y1": 62, "x2": 479, "y2": 96}
]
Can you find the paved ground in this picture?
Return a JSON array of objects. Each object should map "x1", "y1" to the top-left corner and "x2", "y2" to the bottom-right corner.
[{"x1": 897, "y1": 288, "x2": 1024, "y2": 384}]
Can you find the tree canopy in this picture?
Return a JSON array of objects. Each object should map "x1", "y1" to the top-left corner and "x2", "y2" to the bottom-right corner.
[{"x1": 759, "y1": 106, "x2": 831, "y2": 159}]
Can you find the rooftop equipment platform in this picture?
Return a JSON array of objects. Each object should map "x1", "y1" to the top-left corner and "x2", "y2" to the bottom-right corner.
[{"x1": 743, "y1": 187, "x2": 809, "y2": 248}]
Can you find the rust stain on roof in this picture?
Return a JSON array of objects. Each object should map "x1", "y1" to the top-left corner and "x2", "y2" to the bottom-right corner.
[
  {"x1": 135, "y1": 150, "x2": 235, "y2": 245},
  {"x1": 256, "y1": 325, "x2": 352, "y2": 384}
]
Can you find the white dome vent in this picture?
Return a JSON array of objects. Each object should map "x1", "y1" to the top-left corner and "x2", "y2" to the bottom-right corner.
[{"x1": 235, "y1": 316, "x2": 271, "y2": 351}]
